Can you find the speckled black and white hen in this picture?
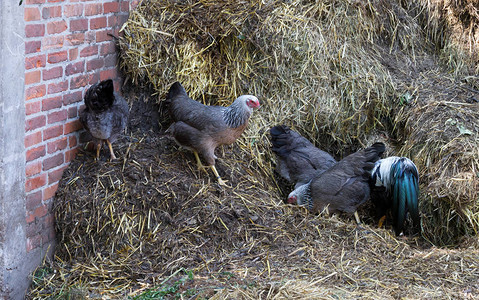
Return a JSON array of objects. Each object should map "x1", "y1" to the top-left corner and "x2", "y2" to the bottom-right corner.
[{"x1": 80, "y1": 79, "x2": 129, "y2": 160}]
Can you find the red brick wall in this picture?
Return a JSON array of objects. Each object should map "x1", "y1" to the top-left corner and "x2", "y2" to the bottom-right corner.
[{"x1": 23, "y1": 0, "x2": 139, "y2": 253}]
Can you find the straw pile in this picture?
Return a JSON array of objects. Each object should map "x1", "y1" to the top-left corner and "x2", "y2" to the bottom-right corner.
[
  {"x1": 118, "y1": 0, "x2": 479, "y2": 244},
  {"x1": 27, "y1": 0, "x2": 479, "y2": 298}
]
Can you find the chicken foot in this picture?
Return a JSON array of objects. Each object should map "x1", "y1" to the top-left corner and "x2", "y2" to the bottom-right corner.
[
  {"x1": 211, "y1": 165, "x2": 229, "y2": 187},
  {"x1": 106, "y1": 139, "x2": 117, "y2": 160},
  {"x1": 193, "y1": 152, "x2": 207, "y2": 172}
]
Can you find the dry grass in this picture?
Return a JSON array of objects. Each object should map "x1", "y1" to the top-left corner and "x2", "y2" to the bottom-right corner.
[{"x1": 27, "y1": 0, "x2": 479, "y2": 298}]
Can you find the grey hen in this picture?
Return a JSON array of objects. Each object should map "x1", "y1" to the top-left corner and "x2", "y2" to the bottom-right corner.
[
  {"x1": 166, "y1": 82, "x2": 260, "y2": 186},
  {"x1": 80, "y1": 79, "x2": 129, "y2": 160},
  {"x1": 270, "y1": 125, "x2": 337, "y2": 189},
  {"x1": 288, "y1": 143, "x2": 385, "y2": 223}
]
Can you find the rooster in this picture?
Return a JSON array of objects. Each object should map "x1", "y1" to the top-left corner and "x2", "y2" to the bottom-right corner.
[
  {"x1": 80, "y1": 79, "x2": 129, "y2": 160},
  {"x1": 287, "y1": 142, "x2": 385, "y2": 224},
  {"x1": 370, "y1": 157, "x2": 420, "y2": 235},
  {"x1": 166, "y1": 82, "x2": 260, "y2": 186},
  {"x1": 271, "y1": 125, "x2": 420, "y2": 234}
]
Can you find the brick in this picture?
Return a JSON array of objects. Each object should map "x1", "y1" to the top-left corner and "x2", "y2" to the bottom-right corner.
[
  {"x1": 43, "y1": 183, "x2": 59, "y2": 201},
  {"x1": 65, "y1": 61, "x2": 85, "y2": 76},
  {"x1": 42, "y1": 96, "x2": 63, "y2": 111},
  {"x1": 65, "y1": 33, "x2": 85, "y2": 46},
  {"x1": 43, "y1": 124, "x2": 63, "y2": 141},
  {"x1": 85, "y1": 3, "x2": 102, "y2": 16},
  {"x1": 48, "y1": 50, "x2": 68, "y2": 64},
  {"x1": 26, "y1": 0, "x2": 45, "y2": 3},
  {"x1": 96, "y1": 29, "x2": 114, "y2": 43},
  {"x1": 107, "y1": 15, "x2": 119, "y2": 27},
  {"x1": 26, "y1": 145, "x2": 46, "y2": 162},
  {"x1": 42, "y1": 36, "x2": 64, "y2": 50},
  {"x1": 26, "y1": 190, "x2": 42, "y2": 212},
  {"x1": 121, "y1": 1, "x2": 129, "y2": 12},
  {"x1": 47, "y1": 109, "x2": 68, "y2": 124},
  {"x1": 70, "y1": 19, "x2": 88, "y2": 31},
  {"x1": 100, "y1": 68, "x2": 118, "y2": 81},
  {"x1": 104, "y1": 2, "x2": 119, "y2": 13},
  {"x1": 80, "y1": 45, "x2": 98, "y2": 57},
  {"x1": 25, "y1": 70, "x2": 41, "y2": 85},
  {"x1": 43, "y1": 66, "x2": 63, "y2": 81},
  {"x1": 70, "y1": 73, "x2": 96, "y2": 89},
  {"x1": 47, "y1": 137, "x2": 68, "y2": 154},
  {"x1": 48, "y1": 165, "x2": 67, "y2": 183},
  {"x1": 25, "y1": 174, "x2": 47, "y2": 193},
  {"x1": 41, "y1": 225, "x2": 56, "y2": 245},
  {"x1": 42, "y1": 6, "x2": 62, "y2": 19},
  {"x1": 69, "y1": 48, "x2": 79, "y2": 60},
  {"x1": 26, "y1": 204, "x2": 48, "y2": 223},
  {"x1": 26, "y1": 24, "x2": 45, "y2": 38},
  {"x1": 25, "y1": 41, "x2": 42, "y2": 54},
  {"x1": 25, "y1": 54, "x2": 46, "y2": 70},
  {"x1": 118, "y1": 14, "x2": 129, "y2": 27},
  {"x1": 64, "y1": 4, "x2": 83, "y2": 17},
  {"x1": 26, "y1": 101, "x2": 42, "y2": 116},
  {"x1": 85, "y1": 31, "x2": 96, "y2": 43},
  {"x1": 100, "y1": 42, "x2": 116, "y2": 56},
  {"x1": 47, "y1": 20, "x2": 68, "y2": 34},
  {"x1": 25, "y1": 131, "x2": 42, "y2": 148},
  {"x1": 63, "y1": 91, "x2": 83, "y2": 105},
  {"x1": 65, "y1": 147, "x2": 80, "y2": 163},
  {"x1": 90, "y1": 16, "x2": 107, "y2": 30},
  {"x1": 26, "y1": 161, "x2": 42, "y2": 177},
  {"x1": 69, "y1": 135, "x2": 78, "y2": 148},
  {"x1": 48, "y1": 0, "x2": 66, "y2": 3},
  {"x1": 47, "y1": 81, "x2": 68, "y2": 94},
  {"x1": 26, "y1": 115, "x2": 46, "y2": 132},
  {"x1": 104, "y1": 54, "x2": 118, "y2": 68},
  {"x1": 68, "y1": 106, "x2": 78, "y2": 119},
  {"x1": 26, "y1": 85, "x2": 46, "y2": 101},
  {"x1": 26, "y1": 220, "x2": 43, "y2": 238},
  {"x1": 26, "y1": 235, "x2": 42, "y2": 252},
  {"x1": 43, "y1": 153, "x2": 64, "y2": 171},
  {"x1": 64, "y1": 120, "x2": 82, "y2": 134},
  {"x1": 87, "y1": 58, "x2": 104, "y2": 72},
  {"x1": 25, "y1": 7, "x2": 41, "y2": 21}
]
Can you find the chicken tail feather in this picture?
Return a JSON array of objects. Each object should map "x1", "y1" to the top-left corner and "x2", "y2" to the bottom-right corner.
[
  {"x1": 390, "y1": 158, "x2": 420, "y2": 235},
  {"x1": 167, "y1": 82, "x2": 187, "y2": 101}
]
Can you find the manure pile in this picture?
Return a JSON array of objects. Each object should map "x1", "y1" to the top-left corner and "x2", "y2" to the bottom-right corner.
[
  {"x1": 29, "y1": 122, "x2": 479, "y2": 298},
  {"x1": 28, "y1": 0, "x2": 479, "y2": 298}
]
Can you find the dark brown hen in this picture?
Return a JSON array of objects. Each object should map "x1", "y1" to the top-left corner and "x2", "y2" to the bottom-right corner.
[
  {"x1": 166, "y1": 82, "x2": 260, "y2": 186},
  {"x1": 79, "y1": 79, "x2": 129, "y2": 160},
  {"x1": 288, "y1": 142, "x2": 385, "y2": 223}
]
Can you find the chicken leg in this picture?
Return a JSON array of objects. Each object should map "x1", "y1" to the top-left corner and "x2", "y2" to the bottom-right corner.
[
  {"x1": 378, "y1": 215, "x2": 387, "y2": 228},
  {"x1": 96, "y1": 142, "x2": 102, "y2": 160},
  {"x1": 211, "y1": 165, "x2": 229, "y2": 187},
  {"x1": 106, "y1": 139, "x2": 117, "y2": 160},
  {"x1": 354, "y1": 211, "x2": 361, "y2": 224},
  {"x1": 193, "y1": 151, "x2": 207, "y2": 172}
]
